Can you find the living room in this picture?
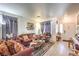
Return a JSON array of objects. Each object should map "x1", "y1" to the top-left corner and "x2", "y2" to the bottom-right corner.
[{"x1": 0, "y1": 3, "x2": 79, "y2": 56}]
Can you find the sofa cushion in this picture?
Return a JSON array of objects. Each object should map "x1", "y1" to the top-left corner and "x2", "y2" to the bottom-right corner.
[
  {"x1": 22, "y1": 35, "x2": 29, "y2": 41},
  {"x1": 14, "y1": 41, "x2": 25, "y2": 53},
  {"x1": 0, "y1": 42, "x2": 10, "y2": 56},
  {"x1": 5, "y1": 40, "x2": 16, "y2": 55},
  {"x1": 6, "y1": 40, "x2": 25, "y2": 54}
]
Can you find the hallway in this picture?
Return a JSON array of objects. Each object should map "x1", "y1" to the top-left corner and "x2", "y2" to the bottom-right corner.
[{"x1": 44, "y1": 41, "x2": 70, "y2": 56}]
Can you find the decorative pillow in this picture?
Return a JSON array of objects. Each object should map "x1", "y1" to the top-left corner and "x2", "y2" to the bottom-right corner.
[
  {"x1": 0, "y1": 42, "x2": 10, "y2": 56},
  {"x1": 22, "y1": 35, "x2": 29, "y2": 41},
  {"x1": 14, "y1": 42, "x2": 25, "y2": 53},
  {"x1": 7, "y1": 40, "x2": 25, "y2": 54}
]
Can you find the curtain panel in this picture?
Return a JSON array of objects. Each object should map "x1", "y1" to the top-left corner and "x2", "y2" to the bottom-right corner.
[
  {"x1": 2, "y1": 15, "x2": 17, "y2": 39},
  {"x1": 41, "y1": 21, "x2": 51, "y2": 34}
]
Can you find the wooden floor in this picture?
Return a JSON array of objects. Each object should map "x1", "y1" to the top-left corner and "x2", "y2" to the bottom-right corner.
[{"x1": 44, "y1": 41, "x2": 70, "y2": 56}]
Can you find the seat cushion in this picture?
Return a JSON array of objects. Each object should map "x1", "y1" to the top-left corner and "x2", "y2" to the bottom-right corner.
[
  {"x1": 14, "y1": 41, "x2": 25, "y2": 53},
  {"x1": 0, "y1": 42, "x2": 10, "y2": 56},
  {"x1": 13, "y1": 48, "x2": 33, "y2": 56},
  {"x1": 7, "y1": 40, "x2": 25, "y2": 54},
  {"x1": 5, "y1": 40, "x2": 16, "y2": 55}
]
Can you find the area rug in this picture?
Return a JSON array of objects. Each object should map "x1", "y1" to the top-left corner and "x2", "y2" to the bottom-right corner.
[{"x1": 32, "y1": 42, "x2": 54, "y2": 56}]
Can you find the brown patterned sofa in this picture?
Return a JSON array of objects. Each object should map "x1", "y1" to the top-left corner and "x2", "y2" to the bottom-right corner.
[
  {"x1": 15, "y1": 34, "x2": 32, "y2": 46},
  {"x1": 0, "y1": 40, "x2": 33, "y2": 56}
]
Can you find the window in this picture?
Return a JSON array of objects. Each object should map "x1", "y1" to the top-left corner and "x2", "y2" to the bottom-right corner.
[
  {"x1": 2, "y1": 15, "x2": 17, "y2": 39},
  {"x1": 56, "y1": 23, "x2": 64, "y2": 34},
  {"x1": 60, "y1": 24, "x2": 64, "y2": 33}
]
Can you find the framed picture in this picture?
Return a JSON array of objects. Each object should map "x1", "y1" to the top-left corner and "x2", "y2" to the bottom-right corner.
[{"x1": 26, "y1": 22, "x2": 34, "y2": 30}]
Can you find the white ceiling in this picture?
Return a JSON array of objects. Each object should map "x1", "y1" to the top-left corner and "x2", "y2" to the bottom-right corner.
[{"x1": 0, "y1": 3, "x2": 79, "y2": 19}]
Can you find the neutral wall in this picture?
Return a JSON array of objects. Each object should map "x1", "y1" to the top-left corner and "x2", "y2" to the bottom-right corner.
[
  {"x1": 18, "y1": 17, "x2": 35, "y2": 35},
  {"x1": 60, "y1": 13, "x2": 77, "y2": 40},
  {"x1": 17, "y1": 17, "x2": 27, "y2": 35}
]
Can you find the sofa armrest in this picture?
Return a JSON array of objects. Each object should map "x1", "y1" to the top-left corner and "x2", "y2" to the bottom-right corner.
[{"x1": 13, "y1": 48, "x2": 33, "y2": 56}]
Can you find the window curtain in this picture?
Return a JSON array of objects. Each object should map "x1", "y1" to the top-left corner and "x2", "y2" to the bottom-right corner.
[
  {"x1": 2, "y1": 15, "x2": 17, "y2": 39},
  {"x1": 41, "y1": 21, "x2": 51, "y2": 34},
  {"x1": 45, "y1": 21, "x2": 51, "y2": 33},
  {"x1": 41, "y1": 22, "x2": 44, "y2": 34}
]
